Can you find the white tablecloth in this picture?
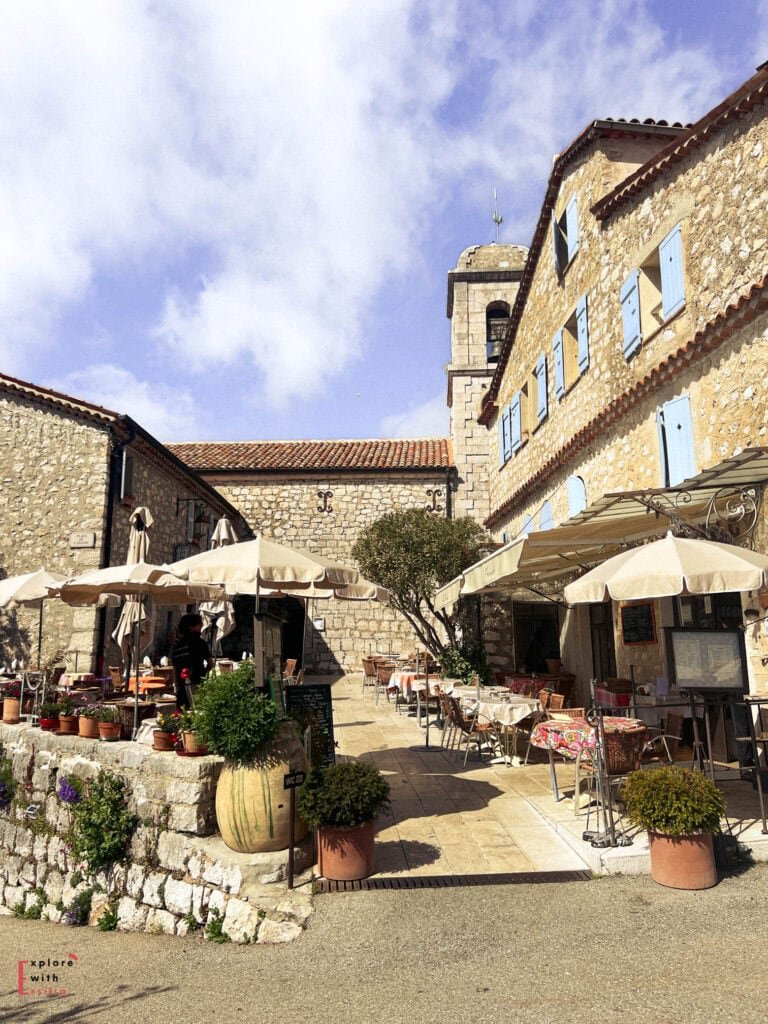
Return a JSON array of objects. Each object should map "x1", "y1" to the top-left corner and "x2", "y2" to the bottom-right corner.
[{"x1": 461, "y1": 693, "x2": 541, "y2": 727}]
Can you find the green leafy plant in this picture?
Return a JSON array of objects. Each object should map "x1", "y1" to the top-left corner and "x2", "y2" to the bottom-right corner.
[
  {"x1": 297, "y1": 760, "x2": 391, "y2": 829},
  {"x1": 182, "y1": 911, "x2": 201, "y2": 932},
  {"x1": 97, "y1": 898, "x2": 119, "y2": 931},
  {"x1": 95, "y1": 705, "x2": 121, "y2": 724},
  {"x1": 176, "y1": 707, "x2": 200, "y2": 734},
  {"x1": 205, "y1": 907, "x2": 230, "y2": 943},
  {"x1": 14, "y1": 887, "x2": 46, "y2": 919},
  {"x1": 439, "y1": 639, "x2": 491, "y2": 685},
  {"x1": 63, "y1": 888, "x2": 93, "y2": 926},
  {"x1": 38, "y1": 702, "x2": 61, "y2": 718},
  {"x1": 58, "y1": 695, "x2": 76, "y2": 716},
  {"x1": 155, "y1": 710, "x2": 181, "y2": 734},
  {"x1": 77, "y1": 705, "x2": 100, "y2": 719},
  {"x1": 621, "y1": 766, "x2": 726, "y2": 837},
  {"x1": 194, "y1": 663, "x2": 280, "y2": 766},
  {"x1": 67, "y1": 771, "x2": 138, "y2": 873},
  {"x1": 0, "y1": 752, "x2": 15, "y2": 811}
]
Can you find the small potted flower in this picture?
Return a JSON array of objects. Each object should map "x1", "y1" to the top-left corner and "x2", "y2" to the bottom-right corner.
[
  {"x1": 57, "y1": 695, "x2": 78, "y2": 735},
  {"x1": 296, "y1": 760, "x2": 391, "y2": 881},
  {"x1": 38, "y1": 702, "x2": 61, "y2": 732},
  {"x1": 1, "y1": 681, "x2": 22, "y2": 724},
  {"x1": 153, "y1": 709, "x2": 180, "y2": 752},
  {"x1": 96, "y1": 705, "x2": 122, "y2": 742},
  {"x1": 622, "y1": 766, "x2": 726, "y2": 890},
  {"x1": 77, "y1": 705, "x2": 100, "y2": 739},
  {"x1": 176, "y1": 707, "x2": 208, "y2": 756}
]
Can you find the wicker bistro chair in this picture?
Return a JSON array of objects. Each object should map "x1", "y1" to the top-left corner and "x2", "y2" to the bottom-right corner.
[
  {"x1": 438, "y1": 691, "x2": 459, "y2": 751},
  {"x1": 449, "y1": 696, "x2": 498, "y2": 766},
  {"x1": 374, "y1": 662, "x2": 398, "y2": 706},
  {"x1": 579, "y1": 723, "x2": 648, "y2": 822},
  {"x1": 361, "y1": 657, "x2": 378, "y2": 696}
]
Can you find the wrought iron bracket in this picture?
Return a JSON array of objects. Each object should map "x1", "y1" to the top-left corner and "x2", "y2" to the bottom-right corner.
[{"x1": 630, "y1": 485, "x2": 761, "y2": 547}]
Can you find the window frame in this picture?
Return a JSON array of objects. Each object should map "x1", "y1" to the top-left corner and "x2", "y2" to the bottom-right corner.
[{"x1": 621, "y1": 222, "x2": 686, "y2": 360}]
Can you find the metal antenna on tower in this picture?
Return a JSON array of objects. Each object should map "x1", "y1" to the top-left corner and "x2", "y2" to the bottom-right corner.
[{"x1": 492, "y1": 188, "x2": 503, "y2": 243}]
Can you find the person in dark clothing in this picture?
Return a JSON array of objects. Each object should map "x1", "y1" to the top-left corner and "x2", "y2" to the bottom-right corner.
[{"x1": 170, "y1": 613, "x2": 213, "y2": 709}]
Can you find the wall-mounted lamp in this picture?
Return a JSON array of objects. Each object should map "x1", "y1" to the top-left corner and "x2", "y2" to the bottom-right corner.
[{"x1": 176, "y1": 498, "x2": 211, "y2": 545}]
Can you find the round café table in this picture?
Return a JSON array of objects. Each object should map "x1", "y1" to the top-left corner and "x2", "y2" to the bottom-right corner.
[{"x1": 125, "y1": 676, "x2": 168, "y2": 696}]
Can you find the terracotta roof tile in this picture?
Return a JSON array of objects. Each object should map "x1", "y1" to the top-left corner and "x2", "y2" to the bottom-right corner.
[{"x1": 167, "y1": 438, "x2": 454, "y2": 473}]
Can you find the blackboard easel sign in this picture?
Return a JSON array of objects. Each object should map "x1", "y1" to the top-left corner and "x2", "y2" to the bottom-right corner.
[
  {"x1": 620, "y1": 602, "x2": 656, "y2": 645},
  {"x1": 284, "y1": 683, "x2": 336, "y2": 766}
]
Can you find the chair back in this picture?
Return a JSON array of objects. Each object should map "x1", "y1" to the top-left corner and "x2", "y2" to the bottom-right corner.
[
  {"x1": 603, "y1": 726, "x2": 647, "y2": 776},
  {"x1": 538, "y1": 688, "x2": 553, "y2": 711},
  {"x1": 109, "y1": 666, "x2": 124, "y2": 692},
  {"x1": 548, "y1": 692, "x2": 565, "y2": 712},
  {"x1": 283, "y1": 658, "x2": 297, "y2": 681},
  {"x1": 294, "y1": 669, "x2": 305, "y2": 686},
  {"x1": 449, "y1": 695, "x2": 472, "y2": 731},
  {"x1": 376, "y1": 663, "x2": 395, "y2": 685}
]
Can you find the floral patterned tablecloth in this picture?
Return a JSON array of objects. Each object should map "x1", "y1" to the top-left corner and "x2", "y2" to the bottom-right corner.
[{"x1": 530, "y1": 716, "x2": 647, "y2": 758}]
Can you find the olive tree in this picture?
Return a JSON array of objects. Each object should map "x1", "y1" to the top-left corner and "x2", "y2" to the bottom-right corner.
[{"x1": 352, "y1": 509, "x2": 490, "y2": 658}]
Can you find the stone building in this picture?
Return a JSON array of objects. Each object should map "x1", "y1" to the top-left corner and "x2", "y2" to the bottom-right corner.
[
  {"x1": 167, "y1": 438, "x2": 453, "y2": 672},
  {"x1": 446, "y1": 63, "x2": 768, "y2": 702},
  {"x1": 0, "y1": 373, "x2": 244, "y2": 673}
]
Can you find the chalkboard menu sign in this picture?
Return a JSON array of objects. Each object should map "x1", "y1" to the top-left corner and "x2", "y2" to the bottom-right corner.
[
  {"x1": 284, "y1": 683, "x2": 336, "y2": 766},
  {"x1": 620, "y1": 602, "x2": 657, "y2": 645}
]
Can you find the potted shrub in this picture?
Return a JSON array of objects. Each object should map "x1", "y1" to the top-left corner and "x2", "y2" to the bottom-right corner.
[
  {"x1": 296, "y1": 760, "x2": 391, "y2": 881},
  {"x1": 77, "y1": 706, "x2": 100, "y2": 739},
  {"x1": 152, "y1": 710, "x2": 180, "y2": 752},
  {"x1": 622, "y1": 766, "x2": 726, "y2": 890},
  {"x1": 96, "y1": 705, "x2": 122, "y2": 742},
  {"x1": 176, "y1": 707, "x2": 208, "y2": 756},
  {"x1": 194, "y1": 662, "x2": 309, "y2": 853},
  {"x1": 1, "y1": 681, "x2": 22, "y2": 724},
  {"x1": 38, "y1": 702, "x2": 61, "y2": 732},
  {"x1": 58, "y1": 695, "x2": 78, "y2": 735}
]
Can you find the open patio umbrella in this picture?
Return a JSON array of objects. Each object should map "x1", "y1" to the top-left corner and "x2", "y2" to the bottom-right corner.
[
  {"x1": 59, "y1": 562, "x2": 223, "y2": 738},
  {"x1": 563, "y1": 532, "x2": 768, "y2": 604},
  {"x1": 198, "y1": 518, "x2": 240, "y2": 655},
  {"x1": 0, "y1": 569, "x2": 65, "y2": 669}
]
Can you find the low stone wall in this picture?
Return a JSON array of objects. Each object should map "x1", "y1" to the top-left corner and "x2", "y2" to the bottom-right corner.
[{"x1": 0, "y1": 723, "x2": 314, "y2": 943}]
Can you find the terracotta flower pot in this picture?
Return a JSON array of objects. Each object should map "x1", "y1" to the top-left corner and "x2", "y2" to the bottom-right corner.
[
  {"x1": 648, "y1": 831, "x2": 718, "y2": 890},
  {"x1": 182, "y1": 731, "x2": 208, "y2": 755},
  {"x1": 2, "y1": 697, "x2": 21, "y2": 724},
  {"x1": 152, "y1": 730, "x2": 177, "y2": 751},
  {"x1": 318, "y1": 820, "x2": 376, "y2": 881},
  {"x1": 98, "y1": 722, "x2": 121, "y2": 742},
  {"x1": 78, "y1": 717, "x2": 100, "y2": 739},
  {"x1": 58, "y1": 715, "x2": 79, "y2": 735},
  {"x1": 39, "y1": 717, "x2": 60, "y2": 732}
]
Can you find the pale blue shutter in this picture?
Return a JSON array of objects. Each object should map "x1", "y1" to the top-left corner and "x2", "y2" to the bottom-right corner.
[
  {"x1": 521, "y1": 515, "x2": 534, "y2": 536},
  {"x1": 510, "y1": 393, "x2": 522, "y2": 452},
  {"x1": 576, "y1": 293, "x2": 589, "y2": 374},
  {"x1": 565, "y1": 195, "x2": 579, "y2": 261},
  {"x1": 551, "y1": 209, "x2": 561, "y2": 275},
  {"x1": 498, "y1": 411, "x2": 506, "y2": 467},
  {"x1": 659, "y1": 223, "x2": 685, "y2": 319},
  {"x1": 620, "y1": 270, "x2": 642, "y2": 358},
  {"x1": 658, "y1": 395, "x2": 695, "y2": 486},
  {"x1": 553, "y1": 330, "x2": 565, "y2": 398},
  {"x1": 536, "y1": 353, "x2": 548, "y2": 421},
  {"x1": 567, "y1": 476, "x2": 587, "y2": 517},
  {"x1": 539, "y1": 501, "x2": 553, "y2": 532}
]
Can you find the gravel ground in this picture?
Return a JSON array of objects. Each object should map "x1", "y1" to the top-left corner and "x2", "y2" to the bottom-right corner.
[{"x1": 2, "y1": 866, "x2": 767, "y2": 1024}]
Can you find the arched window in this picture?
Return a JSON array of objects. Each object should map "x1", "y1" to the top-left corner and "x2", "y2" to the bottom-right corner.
[
  {"x1": 486, "y1": 302, "x2": 510, "y2": 363},
  {"x1": 567, "y1": 476, "x2": 587, "y2": 517},
  {"x1": 539, "y1": 501, "x2": 553, "y2": 532},
  {"x1": 521, "y1": 514, "x2": 534, "y2": 536}
]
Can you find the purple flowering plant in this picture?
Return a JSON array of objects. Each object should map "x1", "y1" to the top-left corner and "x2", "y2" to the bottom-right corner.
[
  {"x1": 0, "y1": 753, "x2": 15, "y2": 811},
  {"x1": 57, "y1": 775, "x2": 84, "y2": 805}
]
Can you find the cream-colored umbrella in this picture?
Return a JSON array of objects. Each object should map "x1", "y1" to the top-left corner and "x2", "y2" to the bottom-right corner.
[
  {"x1": 0, "y1": 569, "x2": 65, "y2": 669},
  {"x1": 199, "y1": 518, "x2": 239, "y2": 654},
  {"x1": 564, "y1": 532, "x2": 768, "y2": 603},
  {"x1": 112, "y1": 507, "x2": 154, "y2": 664}
]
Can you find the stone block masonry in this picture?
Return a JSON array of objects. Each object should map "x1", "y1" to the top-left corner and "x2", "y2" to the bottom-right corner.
[{"x1": 0, "y1": 723, "x2": 313, "y2": 943}]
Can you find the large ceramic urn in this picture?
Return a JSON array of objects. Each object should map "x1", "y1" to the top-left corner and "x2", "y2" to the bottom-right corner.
[{"x1": 216, "y1": 721, "x2": 309, "y2": 853}]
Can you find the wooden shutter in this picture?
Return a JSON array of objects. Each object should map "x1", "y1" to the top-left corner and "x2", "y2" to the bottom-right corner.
[
  {"x1": 565, "y1": 195, "x2": 579, "y2": 261},
  {"x1": 567, "y1": 476, "x2": 587, "y2": 517},
  {"x1": 659, "y1": 223, "x2": 685, "y2": 319},
  {"x1": 510, "y1": 392, "x2": 522, "y2": 452},
  {"x1": 657, "y1": 395, "x2": 695, "y2": 486},
  {"x1": 553, "y1": 330, "x2": 565, "y2": 398},
  {"x1": 535, "y1": 353, "x2": 548, "y2": 421},
  {"x1": 620, "y1": 270, "x2": 642, "y2": 358},
  {"x1": 576, "y1": 293, "x2": 589, "y2": 373}
]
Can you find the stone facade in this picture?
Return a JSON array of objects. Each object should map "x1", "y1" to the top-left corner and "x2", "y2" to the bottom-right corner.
[
  {"x1": 208, "y1": 471, "x2": 452, "y2": 672},
  {"x1": 0, "y1": 723, "x2": 312, "y2": 943},
  {"x1": 0, "y1": 377, "x2": 242, "y2": 673},
  {"x1": 476, "y1": 74, "x2": 768, "y2": 699}
]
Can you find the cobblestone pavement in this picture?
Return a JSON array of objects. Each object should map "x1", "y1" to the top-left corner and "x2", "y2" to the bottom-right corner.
[{"x1": 2, "y1": 865, "x2": 767, "y2": 1024}]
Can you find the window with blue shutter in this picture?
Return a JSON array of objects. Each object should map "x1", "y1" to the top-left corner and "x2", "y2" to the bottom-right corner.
[
  {"x1": 620, "y1": 270, "x2": 642, "y2": 358},
  {"x1": 659, "y1": 223, "x2": 685, "y2": 319},
  {"x1": 576, "y1": 293, "x2": 589, "y2": 374},
  {"x1": 510, "y1": 392, "x2": 522, "y2": 452},
  {"x1": 567, "y1": 476, "x2": 587, "y2": 517},
  {"x1": 553, "y1": 330, "x2": 565, "y2": 399},
  {"x1": 498, "y1": 411, "x2": 506, "y2": 467},
  {"x1": 535, "y1": 353, "x2": 548, "y2": 422},
  {"x1": 565, "y1": 196, "x2": 579, "y2": 262},
  {"x1": 521, "y1": 515, "x2": 534, "y2": 536},
  {"x1": 539, "y1": 501, "x2": 553, "y2": 532},
  {"x1": 657, "y1": 395, "x2": 696, "y2": 486}
]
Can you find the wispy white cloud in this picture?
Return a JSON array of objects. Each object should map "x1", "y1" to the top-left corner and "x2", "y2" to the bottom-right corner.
[
  {"x1": 49, "y1": 364, "x2": 203, "y2": 442},
  {"x1": 380, "y1": 393, "x2": 448, "y2": 438}
]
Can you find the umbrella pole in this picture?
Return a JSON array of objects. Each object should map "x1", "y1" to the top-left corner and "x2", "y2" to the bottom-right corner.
[
  {"x1": 37, "y1": 602, "x2": 44, "y2": 671},
  {"x1": 133, "y1": 598, "x2": 142, "y2": 740}
]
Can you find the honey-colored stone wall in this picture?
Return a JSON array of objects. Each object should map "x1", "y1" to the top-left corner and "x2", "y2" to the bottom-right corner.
[{"x1": 206, "y1": 472, "x2": 452, "y2": 671}]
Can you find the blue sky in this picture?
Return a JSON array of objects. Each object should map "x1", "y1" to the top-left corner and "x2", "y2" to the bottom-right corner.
[{"x1": 1, "y1": 1, "x2": 765, "y2": 443}]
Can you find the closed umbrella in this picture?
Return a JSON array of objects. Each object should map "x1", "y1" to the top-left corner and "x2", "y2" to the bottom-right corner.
[
  {"x1": 112, "y1": 508, "x2": 154, "y2": 673},
  {"x1": 198, "y1": 518, "x2": 239, "y2": 655},
  {"x1": 564, "y1": 532, "x2": 768, "y2": 603},
  {"x1": 0, "y1": 568, "x2": 65, "y2": 669}
]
